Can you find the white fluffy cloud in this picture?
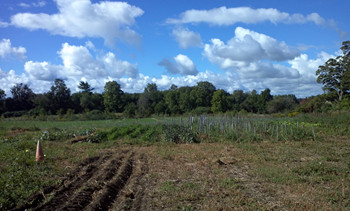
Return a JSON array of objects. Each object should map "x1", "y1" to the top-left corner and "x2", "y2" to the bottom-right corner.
[
  {"x1": 24, "y1": 61, "x2": 59, "y2": 81},
  {"x1": 21, "y1": 42, "x2": 138, "y2": 93},
  {"x1": 0, "y1": 39, "x2": 26, "y2": 60},
  {"x1": 167, "y1": 6, "x2": 326, "y2": 26},
  {"x1": 103, "y1": 52, "x2": 138, "y2": 78},
  {"x1": 203, "y1": 27, "x2": 300, "y2": 68},
  {"x1": 172, "y1": 27, "x2": 203, "y2": 48},
  {"x1": 10, "y1": 0, "x2": 144, "y2": 46},
  {"x1": 158, "y1": 54, "x2": 198, "y2": 76},
  {"x1": 289, "y1": 51, "x2": 333, "y2": 83}
]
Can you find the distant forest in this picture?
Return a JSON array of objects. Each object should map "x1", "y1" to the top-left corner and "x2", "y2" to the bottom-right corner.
[{"x1": 0, "y1": 78, "x2": 348, "y2": 119}]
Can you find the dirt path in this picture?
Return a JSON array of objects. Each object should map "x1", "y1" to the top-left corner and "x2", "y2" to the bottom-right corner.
[{"x1": 13, "y1": 149, "x2": 149, "y2": 211}]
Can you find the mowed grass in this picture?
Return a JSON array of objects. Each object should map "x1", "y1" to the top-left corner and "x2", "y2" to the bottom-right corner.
[
  {"x1": 142, "y1": 140, "x2": 350, "y2": 210},
  {"x1": 0, "y1": 114, "x2": 349, "y2": 210}
]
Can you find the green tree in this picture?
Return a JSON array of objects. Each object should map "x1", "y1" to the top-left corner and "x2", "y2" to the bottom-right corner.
[
  {"x1": 10, "y1": 83, "x2": 35, "y2": 111},
  {"x1": 165, "y1": 85, "x2": 180, "y2": 115},
  {"x1": 123, "y1": 102, "x2": 137, "y2": 117},
  {"x1": 71, "y1": 92, "x2": 83, "y2": 113},
  {"x1": 257, "y1": 88, "x2": 273, "y2": 113},
  {"x1": 230, "y1": 90, "x2": 248, "y2": 112},
  {"x1": 0, "y1": 89, "x2": 5, "y2": 114},
  {"x1": 90, "y1": 93, "x2": 104, "y2": 111},
  {"x1": 316, "y1": 41, "x2": 350, "y2": 102},
  {"x1": 211, "y1": 89, "x2": 229, "y2": 113},
  {"x1": 137, "y1": 83, "x2": 162, "y2": 116},
  {"x1": 78, "y1": 81, "x2": 94, "y2": 93},
  {"x1": 267, "y1": 95, "x2": 298, "y2": 113},
  {"x1": 47, "y1": 79, "x2": 72, "y2": 113},
  {"x1": 80, "y1": 93, "x2": 94, "y2": 112},
  {"x1": 33, "y1": 93, "x2": 51, "y2": 114},
  {"x1": 103, "y1": 81, "x2": 124, "y2": 113},
  {"x1": 241, "y1": 90, "x2": 259, "y2": 113},
  {"x1": 137, "y1": 83, "x2": 163, "y2": 116},
  {"x1": 178, "y1": 86, "x2": 194, "y2": 113},
  {"x1": 190, "y1": 81, "x2": 216, "y2": 108},
  {"x1": 0, "y1": 89, "x2": 5, "y2": 100}
]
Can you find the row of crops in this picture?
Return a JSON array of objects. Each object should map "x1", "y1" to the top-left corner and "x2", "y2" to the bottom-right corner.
[{"x1": 161, "y1": 115, "x2": 319, "y2": 142}]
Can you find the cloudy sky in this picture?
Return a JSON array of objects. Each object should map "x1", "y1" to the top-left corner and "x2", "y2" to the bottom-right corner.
[{"x1": 0, "y1": 0, "x2": 349, "y2": 97}]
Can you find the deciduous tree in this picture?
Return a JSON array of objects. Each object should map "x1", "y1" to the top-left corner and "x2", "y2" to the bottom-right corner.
[
  {"x1": 211, "y1": 89, "x2": 229, "y2": 113},
  {"x1": 103, "y1": 81, "x2": 124, "y2": 113},
  {"x1": 47, "y1": 79, "x2": 72, "y2": 113},
  {"x1": 10, "y1": 83, "x2": 35, "y2": 111},
  {"x1": 316, "y1": 41, "x2": 350, "y2": 102}
]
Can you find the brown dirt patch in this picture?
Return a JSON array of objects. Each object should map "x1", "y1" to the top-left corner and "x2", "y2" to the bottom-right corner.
[{"x1": 13, "y1": 148, "x2": 149, "y2": 211}]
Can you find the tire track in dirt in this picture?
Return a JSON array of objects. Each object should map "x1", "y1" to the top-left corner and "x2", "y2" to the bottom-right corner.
[
  {"x1": 86, "y1": 153, "x2": 134, "y2": 211},
  {"x1": 36, "y1": 154, "x2": 113, "y2": 211},
  {"x1": 111, "y1": 153, "x2": 150, "y2": 210},
  {"x1": 13, "y1": 149, "x2": 150, "y2": 211},
  {"x1": 59, "y1": 158, "x2": 123, "y2": 210}
]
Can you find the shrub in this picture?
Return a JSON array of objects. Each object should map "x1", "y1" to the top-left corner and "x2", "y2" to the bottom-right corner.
[
  {"x1": 87, "y1": 131, "x2": 108, "y2": 143},
  {"x1": 162, "y1": 124, "x2": 200, "y2": 144}
]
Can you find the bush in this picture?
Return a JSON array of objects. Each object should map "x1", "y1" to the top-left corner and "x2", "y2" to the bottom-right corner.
[
  {"x1": 87, "y1": 131, "x2": 108, "y2": 143},
  {"x1": 2, "y1": 111, "x2": 27, "y2": 118},
  {"x1": 162, "y1": 124, "x2": 200, "y2": 144}
]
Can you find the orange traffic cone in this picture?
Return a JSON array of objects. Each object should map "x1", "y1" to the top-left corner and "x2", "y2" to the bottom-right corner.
[{"x1": 36, "y1": 140, "x2": 44, "y2": 162}]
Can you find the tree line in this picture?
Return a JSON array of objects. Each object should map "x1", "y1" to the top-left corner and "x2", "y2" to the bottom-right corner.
[
  {"x1": 0, "y1": 41, "x2": 349, "y2": 118},
  {"x1": 0, "y1": 79, "x2": 301, "y2": 118}
]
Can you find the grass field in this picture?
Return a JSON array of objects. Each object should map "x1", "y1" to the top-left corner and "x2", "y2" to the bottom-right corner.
[{"x1": 0, "y1": 113, "x2": 349, "y2": 210}]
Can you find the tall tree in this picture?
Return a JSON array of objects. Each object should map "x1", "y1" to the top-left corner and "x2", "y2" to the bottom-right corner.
[
  {"x1": 165, "y1": 85, "x2": 180, "y2": 115},
  {"x1": 10, "y1": 83, "x2": 35, "y2": 111},
  {"x1": 138, "y1": 83, "x2": 161, "y2": 116},
  {"x1": 78, "y1": 81, "x2": 95, "y2": 112},
  {"x1": 78, "y1": 81, "x2": 94, "y2": 93},
  {"x1": 0, "y1": 89, "x2": 5, "y2": 100},
  {"x1": 241, "y1": 90, "x2": 259, "y2": 113},
  {"x1": 178, "y1": 86, "x2": 194, "y2": 113},
  {"x1": 257, "y1": 88, "x2": 273, "y2": 113},
  {"x1": 33, "y1": 93, "x2": 50, "y2": 113},
  {"x1": 0, "y1": 89, "x2": 5, "y2": 114},
  {"x1": 316, "y1": 41, "x2": 350, "y2": 102},
  {"x1": 47, "y1": 79, "x2": 72, "y2": 113},
  {"x1": 190, "y1": 81, "x2": 216, "y2": 108},
  {"x1": 103, "y1": 81, "x2": 124, "y2": 113},
  {"x1": 230, "y1": 90, "x2": 248, "y2": 112},
  {"x1": 211, "y1": 89, "x2": 229, "y2": 113}
]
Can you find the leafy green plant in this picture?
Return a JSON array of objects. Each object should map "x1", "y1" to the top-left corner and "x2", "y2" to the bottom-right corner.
[
  {"x1": 162, "y1": 124, "x2": 200, "y2": 144},
  {"x1": 87, "y1": 131, "x2": 108, "y2": 143}
]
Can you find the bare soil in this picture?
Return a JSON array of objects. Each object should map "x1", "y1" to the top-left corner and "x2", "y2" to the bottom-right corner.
[{"x1": 13, "y1": 148, "x2": 149, "y2": 211}]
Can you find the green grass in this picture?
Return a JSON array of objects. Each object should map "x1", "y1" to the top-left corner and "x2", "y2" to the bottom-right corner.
[{"x1": 0, "y1": 113, "x2": 349, "y2": 210}]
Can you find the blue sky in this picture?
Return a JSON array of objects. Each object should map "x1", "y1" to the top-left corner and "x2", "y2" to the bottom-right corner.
[{"x1": 0, "y1": 0, "x2": 349, "y2": 97}]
